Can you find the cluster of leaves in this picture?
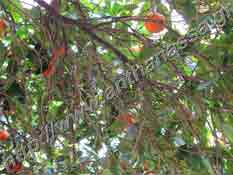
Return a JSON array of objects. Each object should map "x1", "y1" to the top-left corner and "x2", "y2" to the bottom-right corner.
[{"x1": 0, "y1": 0, "x2": 233, "y2": 174}]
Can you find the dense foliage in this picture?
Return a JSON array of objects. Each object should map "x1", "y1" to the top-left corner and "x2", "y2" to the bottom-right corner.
[{"x1": 0, "y1": 0, "x2": 233, "y2": 174}]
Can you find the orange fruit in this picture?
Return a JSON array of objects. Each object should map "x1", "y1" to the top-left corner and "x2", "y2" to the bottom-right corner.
[
  {"x1": 143, "y1": 160, "x2": 149, "y2": 171},
  {"x1": 144, "y1": 12, "x2": 165, "y2": 33},
  {"x1": 7, "y1": 161, "x2": 23, "y2": 174},
  {"x1": 0, "y1": 19, "x2": 7, "y2": 30},
  {"x1": 115, "y1": 113, "x2": 136, "y2": 126},
  {"x1": 0, "y1": 130, "x2": 9, "y2": 141},
  {"x1": 51, "y1": 46, "x2": 65, "y2": 62},
  {"x1": 43, "y1": 46, "x2": 65, "y2": 78},
  {"x1": 0, "y1": 19, "x2": 7, "y2": 36},
  {"x1": 43, "y1": 63, "x2": 53, "y2": 77},
  {"x1": 120, "y1": 160, "x2": 128, "y2": 170},
  {"x1": 56, "y1": 46, "x2": 65, "y2": 57}
]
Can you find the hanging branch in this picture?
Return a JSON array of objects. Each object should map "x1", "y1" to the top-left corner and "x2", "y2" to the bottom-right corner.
[{"x1": 34, "y1": 0, "x2": 130, "y2": 64}]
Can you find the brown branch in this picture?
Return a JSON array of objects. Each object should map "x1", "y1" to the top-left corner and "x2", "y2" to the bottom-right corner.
[
  {"x1": 145, "y1": 79, "x2": 178, "y2": 92},
  {"x1": 132, "y1": 120, "x2": 145, "y2": 154},
  {"x1": 94, "y1": 16, "x2": 165, "y2": 28},
  {"x1": 50, "y1": 0, "x2": 59, "y2": 12},
  {"x1": 76, "y1": 0, "x2": 86, "y2": 19},
  {"x1": 191, "y1": 49, "x2": 217, "y2": 70},
  {"x1": 34, "y1": 0, "x2": 130, "y2": 63}
]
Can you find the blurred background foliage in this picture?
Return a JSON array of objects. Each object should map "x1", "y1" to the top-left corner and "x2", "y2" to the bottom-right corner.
[{"x1": 0, "y1": 0, "x2": 233, "y2": 174}]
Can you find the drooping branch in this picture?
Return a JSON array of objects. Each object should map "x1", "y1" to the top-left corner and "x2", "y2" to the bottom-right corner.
[{"x1": 34, "y1": 0, "x2": 130, "y2": 63}]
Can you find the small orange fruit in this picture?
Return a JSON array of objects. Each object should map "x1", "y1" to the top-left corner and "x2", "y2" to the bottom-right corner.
[
  {"x1": 143, "y1": 160, "x2": 149, "y2": 171},
  {"x1": 43, "y1": 63, "x2": 53, "y2": 77},
  {"x1": 0, "y1": 130, "x2": 9, "y2": 141},
  {"x1": 115, "y1": 113, "x2": 136, "y2": 126},
  {"x1": 144, "y1": 12, "x2": 165, "y2": 33},
  {"x1": 43, "y1": 46, "x2": 65, "y2": 78},
  {"x1": 7, "y1": 161, "x2": 23, "y2": 174},
  {"x1": 56, "y1": 46, "x2": 65, "y2": 57},
  {"x1": 51, "y1": 46, "x2": 65, "y2": 61},
  {"x1": 0, "y1": 19, "x2": 7, "y2": 36},
  {"x1": 120, "y1": 160, "x2": 128, "y2": 170}
]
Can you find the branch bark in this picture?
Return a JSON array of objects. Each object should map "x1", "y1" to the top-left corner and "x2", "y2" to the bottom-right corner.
[{"x1": 34, "y1": 0, "x2": 130, "y2": 63}]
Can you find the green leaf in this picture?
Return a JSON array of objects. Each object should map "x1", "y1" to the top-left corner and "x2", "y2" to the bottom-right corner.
[
  {"x1": 201, "y1": 157, "x2": 215, "y2": 175},
  {"x1": 196, "y1": 81, "x2": 212, "y2": 90},
  {"x1": 111, "y1": 3, "x2": 122, "y2": 15},
  {"x1": 48, "y1": 100, "x2": 64, "y2": 119},
  {"x1": 139, "y1": 47, "x2": 157, "y2": 60},
  {"x1": 103, "y1": 169, "x2": 113, "y2": 175},
  {"x1": 223, "y1": 123, "x2": 233, "y2": 143}
]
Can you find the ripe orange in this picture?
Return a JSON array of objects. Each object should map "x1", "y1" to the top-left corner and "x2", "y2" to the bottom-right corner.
[
  {"x1": 7, "y1": 161, "x2": 23, "y2": 174},
  {"x1": 43, "y1": 63, "x2": 53, "y2": 77},
  {"x1": 0, "y1": 130, "x2": 9, "y2": 141},
  {"x1": 43, "y1": 46, "x2": 65, "y2": 77},
  {"x1": 0, "y1": 19, "x2": 7, "y2": 36},
  {"x1": 115, "y1": 113, "x2": 136, "y2": 126},
  {"x1": 143, "y1": 160, "x2": 149, "y2": 171},
  {"x1": 144, "y1": 12, "x2": 165, "y2": 33},
  {"x1": 56, "y1": 46, "x2": 65, "y2": 57},
  {"x1": 120, "y1": 160, "x2": 128, "y2": 170}
]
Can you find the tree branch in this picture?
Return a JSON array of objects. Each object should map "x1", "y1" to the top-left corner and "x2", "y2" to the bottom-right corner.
[{"x1": 34, "y1": 0, "x2": 130, "y2": 63}]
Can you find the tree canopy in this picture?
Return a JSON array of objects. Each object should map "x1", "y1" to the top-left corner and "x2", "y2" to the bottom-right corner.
[{"x1": 0, "y1": 0, "x2": 233, "y2": 174}]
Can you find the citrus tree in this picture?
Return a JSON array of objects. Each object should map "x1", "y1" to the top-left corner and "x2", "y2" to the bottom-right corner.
[{"x1": 0, "y1": 0, "x2": 233, "y2": 174}]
